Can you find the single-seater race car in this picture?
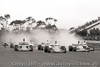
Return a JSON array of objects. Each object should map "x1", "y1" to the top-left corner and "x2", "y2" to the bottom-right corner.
[
  {"x1": 14, "y1": 42, "x2": 33, "y2": 51},
  {"x1": 69, "y1": 44, "x2": 90, "y2": 52},
  {"x1": 44, "y1": 45, "x2": 66, "y2": 53},
  {"x1": 38, "y1": 42, "x2": 46, "y2": 50},
  {"x1": 14, "y1": 39, "x2": 33, "y2": 51},
  {"x1": 2, "y1": 42, "x2": 9, "y2": 48},
  {"x1": 38, "y1": 40, "x2": 51, "y2": 50},
  {"x1": 82, "y1": 45, "x2": 94, "y2": 51}
]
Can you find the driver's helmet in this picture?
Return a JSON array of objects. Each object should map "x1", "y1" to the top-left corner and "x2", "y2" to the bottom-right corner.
[
  {"x1": 55, "y1": 41, "x2": 57, "y2": 44},
  {"x1": 23, "y1": 38, "x2": 25, "y2": 42}
]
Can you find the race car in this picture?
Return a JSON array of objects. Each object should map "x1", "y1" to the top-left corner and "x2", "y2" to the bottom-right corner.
[
  {"x1": 69, "y1": 44, "x2": 90, "y2": 52},
  {"x1": 38, "y1": 42, "x2": 50, "y2": 50},
  {"x1": 2, "y1": 42, "x2": 9, "y2": 48},
  {"x1": 14, "y1": 42, "x2": 33, "y2": 51},
  {"x1": 38, "y1": 42, "x2": 45, "y2": 50},
  {"x1": 44, "y1": 45, "x2": 66, "y2": 53},
  {"x1": 83, "y1": 45, "x2": 94, "y2": 51}
]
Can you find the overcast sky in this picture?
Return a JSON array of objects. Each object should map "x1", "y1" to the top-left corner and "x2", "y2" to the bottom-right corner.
[{"x1": 0, "y1": 0, "x2": 100, "y2": 29}]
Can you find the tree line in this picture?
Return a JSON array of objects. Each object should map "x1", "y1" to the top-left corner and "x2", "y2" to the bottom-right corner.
[{"x1": 0, "y1": 14, "x2": 58, "y2": 32}]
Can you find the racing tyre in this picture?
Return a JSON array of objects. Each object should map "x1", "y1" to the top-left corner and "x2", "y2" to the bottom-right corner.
[
  {"x1": 63, "y1": 50, "x2": 66, "y2": 53},
  {"x1": 73, "y1": 47, "x2": 77, "y2": 52},
  {"x1": 61, "y1": 46, "x2": 66, "y2": 53},
  {"x1": 3, "y1": 43, "x2": 8, "y2": 48},
  {"x1": 87, "y1": 50, "x2": 90, "y2": 52},
  {"x1": 14, "y1": 45, "x2": 18, "y2": 51},
  {"x1": 30, "y1": 45, "x2": 33, "y2": 51},
  {"x1": 69, "y1": 46, "x2": 73, "y2": 52},
  {"x1": 38, "y1": 45, "x2": 43, "y2": 50},
  {"x1": 10, "y1": 43, "x2": 14, "y2": 48},
  {"x1": 44, "y1": 46, "x2": 49, "y2": 53}
]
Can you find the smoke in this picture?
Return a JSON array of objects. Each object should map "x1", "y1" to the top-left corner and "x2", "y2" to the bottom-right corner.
[{"x1": 0, "y1": 29, "x2": 83, "y2": 49}]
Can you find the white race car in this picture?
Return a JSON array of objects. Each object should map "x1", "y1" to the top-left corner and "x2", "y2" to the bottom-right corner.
[
  {"x1": 44, "y1": 45, "x2": 66, "y2": 53},
  {"x1": 69, "y1": 44, "x2": 90, "y2": 52},
  {"x1": 14, "y1": 42, "x2": 33, "y2": 51}
]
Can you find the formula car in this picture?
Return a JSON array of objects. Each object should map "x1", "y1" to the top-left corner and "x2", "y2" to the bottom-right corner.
[
  {"x1": 38, "y1": 42, "x2": 45, "y2": 50},
  {"x1": 69, "y1": 44, "x2": 90, "y2": 52},
  {"x1": 2, "y1": 42, "x2": 9, "y2": 48},
  {"x1": 14, "y1": 42, "x2": 33, "y2": 51},
  {"x1": 44, "y1": 45, "x2": 66, "y2": 53}
]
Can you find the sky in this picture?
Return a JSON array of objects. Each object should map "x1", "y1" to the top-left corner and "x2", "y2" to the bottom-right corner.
[{"x1": 0, "y1": 0, "x2": 100, "y2": 29}]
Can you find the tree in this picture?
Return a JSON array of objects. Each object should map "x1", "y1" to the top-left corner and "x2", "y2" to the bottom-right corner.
[
  {"x1": 45, "y1": 17, "x2": 58, "y2": 32},
  {"x1": 25, "y1": 16, "x2": 36, "y2": 30},
  {"x1": 4, "y1": 14, "x2": 10, "y2": 29},
  {"x1": 35, "y1": 20, "x2": 46, "y2": 28},
  {"x1": 45, "y1": 17, "x2": 57, "y2": 25},
  {"x1": 10, "y1": 20, "x2": 25, "y2": 31},
  {"x1": 0, "y1": 16, "x2": 3, "y2": 21},
  {"x1": 0, "y1": 14, "x2": 10, "y2": 30},
  {"x1": 25, "y1": 16, "x2": 35, "y2": 23},
  {"x1": 10, "y1": 20, "x2": 25, "y2": 25},
  {"x1": 4, "y1": 14, "x2": 10, "y2": 19}
]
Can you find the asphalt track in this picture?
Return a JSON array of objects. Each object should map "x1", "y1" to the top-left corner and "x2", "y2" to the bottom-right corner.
[{"x1": 0, "y1": 46, "x2": 100, "y2": 67}]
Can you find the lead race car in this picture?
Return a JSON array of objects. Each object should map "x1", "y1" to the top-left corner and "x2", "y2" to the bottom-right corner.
[
  {"x1": 44, "y1": 41, "x2": 66, "y2": 53},
  {"x1": 14, "y1": 39, "x2": 33, "y2": 51}
]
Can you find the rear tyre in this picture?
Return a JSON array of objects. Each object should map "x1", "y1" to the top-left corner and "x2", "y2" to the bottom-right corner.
[
  {"x1": 30, "y1": 45, "x2": 33, "y2": 51},
  {"x1": 14, "y1": 45, "x2": 18, "y2": 51},
  {"x1": 63, "y1": 50, "x2": 66, "y2": 53},
  {"x1": 87, "y1": 50, "x2": 90, "y2": 52},
  {"x1": 69, "y1": 46, "x2": 73, "y2": 52},
  {"x1": 73, "y1": 47, "x2": 77, "y2": 52},
  {"x1": 61, "y1": 46, "x2": 66, "y2": 53},
  {"x1": 44, "y1": 46, "x2": 49, "y2": 53},
  {"x1": 38, "y1": 45, "x2": 43, "y2": 50},
  {"x1": 10, "y1": 43, "x2": 14, "y2": 48}
]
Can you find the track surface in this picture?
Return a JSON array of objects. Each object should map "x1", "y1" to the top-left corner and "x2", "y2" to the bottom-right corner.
[{"x1": 0, "y1": 46, "x2": 100, "y2": 67}]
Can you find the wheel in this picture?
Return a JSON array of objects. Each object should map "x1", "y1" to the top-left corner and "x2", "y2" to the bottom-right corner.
[
  {"x1": 38, "y1": 45, "x2": 43, "y2": 50},
  {"x1": 3, "y1": 43, "x2": 8, "y2": 48},
  {"x1": 61, "y1": 46, "x2": 66, "y2": 53},
  {"x1": 14, "y1": 45, "x2": 18, "y2": 51},
  {"x1": 30, "y1": 45, "x2": 33, "y2": 51},
  {"x1": 73, "y1": 47, "x2": 77, "y2": 52},
  {"x1": 10, "y1": 43, "x2": 14, "y2": 48},
  {"x1": 44, "y1": 46, "x2": 49, "y2": 53},
  {"x1": 69, "y1": 46, "x2": 73, "y2": 52},
  {"x1": 63, "y1": 50, "x2": 66, "y2": 53},
  {"x1": 87, "y1": 50, "x2": 90, "y2": 52},
  {"x1": 92, "y1": 48, "x2": 95, "y2": 51}
]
